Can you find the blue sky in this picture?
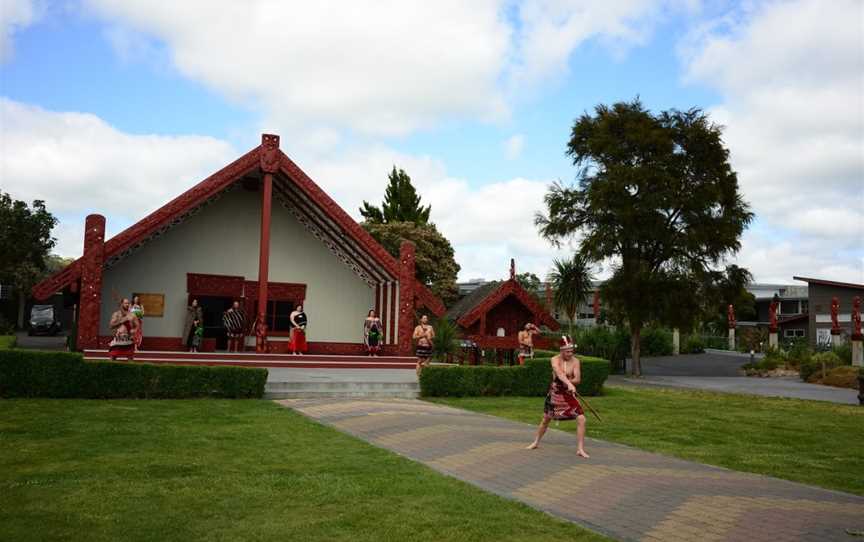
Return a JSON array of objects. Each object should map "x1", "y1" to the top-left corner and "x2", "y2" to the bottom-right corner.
[{"x1": 1, "y1": 0, "x2": 862, "y2": 284}]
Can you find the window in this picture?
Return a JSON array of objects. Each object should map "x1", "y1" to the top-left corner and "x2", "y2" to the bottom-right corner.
[
  {"x1": 265, "y1": 300, "x2": 298, "y2": 331},
  {"x1": 785, "y1": 328, "x2": 805, "y2": 338},
  {"x1": 801, "y1": 300, "x2": 809, "y2": 313},
  {"x1": 796, "y1": 329, "x2": 805, "y2": 337}
]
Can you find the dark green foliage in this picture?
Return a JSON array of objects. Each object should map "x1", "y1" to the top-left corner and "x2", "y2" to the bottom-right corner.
[
  {"x1": 419, "y1": 356, "x2": 609, "y2": 397},
  {"x1": 571, "y1": 326, "x2": 630, "y2": 364},
  {"x1": 360, "y1": 166, "x2": 431, "y2": 224},
  {"x1": 799, "y1": 351, "x2": 843, "y2": 382},
  {"x1": 547, "y1": 254, "x2": 595, "y2": 330},
  {"x1": 362, "y1": 221, "x2": 460, "y2": 304},
  {"x1": 639, "y1": 327, "x2": 673, "y2": 356},
  {"x1": 536, "y1": 99, "x2": 753, "y2": 375},
  {"x1": 831, "y1": 342, "x2": 852, "y2": 365},
  {"x1": 0, "y1": 335, "x2": 15, "y2": 350},
  {"x1": 431, "y1": 317, "x2": 460, "y2": 361},
  {"x1": 683, "y1": 335, "x2": 705, "y2": 354},
  {"x1": 0, "y1": 350, "x2": 266, "y2": 398},
  {"x1": 0, "y1": 315, "x2": 14, "y2": 335}
]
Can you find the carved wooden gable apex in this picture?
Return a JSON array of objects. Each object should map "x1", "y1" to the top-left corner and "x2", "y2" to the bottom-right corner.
[{"x1": 260, "y1": 133, "x2": 281, "y2": 173}]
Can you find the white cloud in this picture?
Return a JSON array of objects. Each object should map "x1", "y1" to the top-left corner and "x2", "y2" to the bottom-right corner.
[
  {"x1": 79, "y1": 0, "x2": 692, "y2": 138},
  {"x1": 511, "y1": 0, "x2": 697, "y2": 88},
  {"x1": 503, "y1": 134, "x2": 525, "y2": 159},
  {"x1": 0, "y1": 98, "x2": 237, "y2": 256},
  {"x1": 682, "y1": 0, "x2": 864, "y2": 279},
  {"x1": 0, "y1": 0, "x2": 39, "y2": 61}
]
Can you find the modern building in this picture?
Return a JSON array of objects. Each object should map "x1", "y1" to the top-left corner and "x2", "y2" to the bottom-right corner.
[
  {"x1": 32, "y1": 134, "x2": 445, "y2": 355},
  {"x1": 792, "y1": 276, "x2": 864, "y2": 347}
]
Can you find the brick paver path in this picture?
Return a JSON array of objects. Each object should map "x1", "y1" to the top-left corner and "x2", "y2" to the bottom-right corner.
[{"x1": 279, "y1": 398, "x2": 864, "y2": 542}]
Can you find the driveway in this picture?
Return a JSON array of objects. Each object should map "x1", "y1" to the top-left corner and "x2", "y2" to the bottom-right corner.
[{"x1": 616, "y1": 352, "x2": 859, "y2": 405}]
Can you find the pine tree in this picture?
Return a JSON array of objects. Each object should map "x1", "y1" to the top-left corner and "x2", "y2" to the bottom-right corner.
[{"x1": 360, "y1": 166, "x2": 431, "y2": 224}]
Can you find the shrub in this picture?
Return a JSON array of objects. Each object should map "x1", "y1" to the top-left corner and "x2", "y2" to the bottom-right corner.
[
  {"x1": 0, "y1": 335, "x2": 15, "y2": 350},
  {"x1": 572, "y1": 326, "x2": 629, "y2": 365},
  {"x1": 420, "y1": 355, "x2": 610, "y2": 397},
  {"x1": 800, "y1": 351, "x2": 842, "y2": 382},
  {"x1": 821, "y1": 366, "x2": 860, "y2": 389},
  {"x1": 0, "y1": 314, "x2": 14, "y2": 335},
  {"x1": 683, "y1": 335, "x2": 705, "y2": 354},
  {"x1": 832, "y1": 343, "x2": 852, "y2": 365},
  {"x1": 0, "y1": 350, "x2": 267, "y2": 399},
  {"x1": 640, "y1": 327, "x2": 673, "y2": 356},
  {"x1": 702, "y1": 335, "x2": 730, "y2": 350},
  {"x1": 431, "y1": 317, "x2": 460, "y2": 362}
]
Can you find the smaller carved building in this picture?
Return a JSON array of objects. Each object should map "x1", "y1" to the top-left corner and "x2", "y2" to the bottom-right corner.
[{"x1": 445, "y1": 261, "x2": 559, "y2": 364}]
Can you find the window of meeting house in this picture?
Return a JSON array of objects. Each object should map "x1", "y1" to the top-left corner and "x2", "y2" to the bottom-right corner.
[{"x1": 265, "y1": 300, "x2": 297, "y2": 332}]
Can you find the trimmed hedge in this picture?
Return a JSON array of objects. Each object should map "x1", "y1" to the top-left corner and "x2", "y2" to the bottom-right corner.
[
  {"x1": 420, "y1": 355, "x2": 610, "y2": 397},
  {"x1": 0, "y1": 350, "x2": 267, "y2": 399}
]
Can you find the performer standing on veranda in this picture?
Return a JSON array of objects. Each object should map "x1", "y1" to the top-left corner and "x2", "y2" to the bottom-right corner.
[
  {"x1": 364, "y1": 309, "x2": 383, "y2": 356},
  {"x1": 184, "y1": 299, "x2": 204, "y2": 352},
  {"x1": 109, "y1": 298, "x2": 137, "y2": 361},
  {"x1": 223, "y1": 300, "x2": 247, "y2": 353},
  {"x1": 517, "y1": 322, "x2": 539, "y2": 365},
  {"x1": 130, "y1": 294, "x2": 145, "y2": 351},
  {"x1": 289, "y1": 304, "x2": 308, "y2": 355},
  {"x1": 527, "y1": 335, "x2": 590, "y2": 458},
  {"x1": 413, "y1": 314, "x2": 435, "y2": 376}
]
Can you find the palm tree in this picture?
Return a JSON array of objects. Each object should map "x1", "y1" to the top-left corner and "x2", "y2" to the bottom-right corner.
[{"x1": 548, "y1": 255, "x2": 595, "y2": 336}]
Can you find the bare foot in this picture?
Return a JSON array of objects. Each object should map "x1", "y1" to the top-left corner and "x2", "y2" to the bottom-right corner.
[
  {"x1": 576, "y1": 449, "x2": 590, "y2": 459},
  {"x1": 526, "y1": 441, "x2": 539, "y2": 450}
]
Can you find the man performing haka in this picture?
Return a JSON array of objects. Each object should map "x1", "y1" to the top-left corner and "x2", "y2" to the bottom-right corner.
[
  {"x1": 526, "y1": 335, "x2": 590, "y2": 458},
  {"x1": 517, "y1": 322, "x2": 539, "y2": 365}
]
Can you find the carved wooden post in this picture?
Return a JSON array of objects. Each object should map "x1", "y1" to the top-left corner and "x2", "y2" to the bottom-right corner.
[
  {"x1": 851, "y1": 296, "x2": 862, "y2": 367},
  {"x1": 397, "y1": 241, "x2": 416, "y2": 356},
  {"x1": 78, "y1": 214, "x2": 105, "y2": 351},
  {"x1": 256, "y1": 134, "x2": 279, "y2": 353}
]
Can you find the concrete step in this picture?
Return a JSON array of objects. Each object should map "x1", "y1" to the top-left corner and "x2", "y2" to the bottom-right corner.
[{"x1": 264, "y1": 380, "x2": 419, "y2": 399}]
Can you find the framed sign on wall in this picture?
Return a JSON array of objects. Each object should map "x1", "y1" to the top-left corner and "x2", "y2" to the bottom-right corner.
[{"x1": 133, "y1": 293, "x2": 165, "y2": 317}]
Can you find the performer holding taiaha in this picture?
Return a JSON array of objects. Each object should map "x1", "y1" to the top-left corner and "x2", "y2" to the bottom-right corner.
[{"x1": 527, "y1": 335, "x2": 591, "y2": 458}]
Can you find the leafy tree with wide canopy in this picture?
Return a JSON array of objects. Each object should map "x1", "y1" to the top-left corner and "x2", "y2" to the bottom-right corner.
[
  {"x1": 0, "y1": 192, "x2": 60, "y2": 328},
  {"x1": 536, "y1": 99, "x2": 753, "y2": 375},
  {"x1": 547, "y1": 255, "x2": 595, "y2": 336}
]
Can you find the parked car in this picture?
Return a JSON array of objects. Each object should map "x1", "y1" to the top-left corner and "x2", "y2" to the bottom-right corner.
[{"x1": 29, "y1": 305, "x2": 62, "y2": 336}]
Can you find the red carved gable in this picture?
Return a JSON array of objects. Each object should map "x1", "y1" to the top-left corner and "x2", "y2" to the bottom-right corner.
[
  {"x1": 31, "y1": 134, "x2": 445, "y2": 316},
  {"x1": 457, "y1": 279, "x2": 559, "y2": 332}
]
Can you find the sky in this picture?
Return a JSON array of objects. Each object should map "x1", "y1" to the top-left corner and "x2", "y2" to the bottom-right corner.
[{"x1": 1, "y1": 0, "x2": 862, "y2": 286}]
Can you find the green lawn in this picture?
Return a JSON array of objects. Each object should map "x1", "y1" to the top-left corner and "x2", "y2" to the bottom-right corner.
[
  {"x1": 0, "y1": 335, "x2": 15, "y2": 349},
  {"x1": 429, "y1": 386, "x2": 864, "y2": 496},
  {"x1": 0, "y1": 400, "x2": 607, "y2": 542}
]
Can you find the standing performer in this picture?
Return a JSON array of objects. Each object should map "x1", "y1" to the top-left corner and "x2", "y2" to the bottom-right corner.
[
  {"x1": 109, "y1": 298, "x2": 137, "y2": 361},
  {"x1": 130, "y1": 294, "x2": 145, "y2": 351},
  {"x1": 364, "y1": 309, "x2": 383, "y2": 356},
  {"x1": 289, "y1": 304, "x2": 308, "y2": 355},
  {"x1": 184, "y1": 299, "x2": 204, "y2": 352},
  {"x1": 517, "y1": 322, "x2": 539, "y2": 365},
  {"x1": 413, "y1": 314, "x2": 435, "y2": 376},
  {"x1": 223, "y1": 300, "x2": 247, "y2": 353},
  {"x1": 526, "y1": 335, "x2": 589, "y2": 458}
]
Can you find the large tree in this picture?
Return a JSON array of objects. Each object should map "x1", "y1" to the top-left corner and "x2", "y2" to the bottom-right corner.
[
  {"x1": 360, "y1": 166, "x2": 431, "y2": 224},
  {"x1": 536, "y1": 99, "x2": 753, "y2": 375},
  {"x1": 361, "y1": 167, "x2": 459, "y2": 305},
  {"x1": 363, "y1": 221, "x2": 460, "y2": 304},
  {"x1": 0, "y1": 192, "x2": 59, "y2": 328},
  {"x1": 547, "y1": 255, "x2": 595, "y2": 336}
]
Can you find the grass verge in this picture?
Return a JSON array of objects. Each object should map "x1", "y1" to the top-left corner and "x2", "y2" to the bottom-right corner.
[
  {"x1": 428, "y1": 386, "x2": 864, "y2": 496},
  {"x1": 0, "y1": 335, "x2": 15, "y2": 350},
  {"x1": 0, "y1": 399, "x2": 607, "y2": 542}
]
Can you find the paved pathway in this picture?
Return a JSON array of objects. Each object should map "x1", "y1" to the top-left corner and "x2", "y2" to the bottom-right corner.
[
  {"x1": 609, "y1": 375, "x2": 860, "y2": 405},
  {"x1": 280, "y1": 398, "x2": 864, "y2": 542}
]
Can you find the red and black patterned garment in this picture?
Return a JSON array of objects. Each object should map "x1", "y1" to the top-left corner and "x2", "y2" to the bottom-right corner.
[{"x1": 543, "y1": 370, "x2": 584, "y2": 420}]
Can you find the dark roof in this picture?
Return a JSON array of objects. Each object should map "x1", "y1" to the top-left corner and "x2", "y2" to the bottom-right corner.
[
  {"x1": 445, "y1": 281, "x2": 500, "y2": 321},
  {"x1": 792, "y1": 276, "x2": 864, "y2": 291}
]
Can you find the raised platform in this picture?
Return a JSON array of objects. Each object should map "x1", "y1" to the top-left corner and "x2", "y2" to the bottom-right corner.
[{"x1": 83, "y1": 350, "x2": 417, "y2": 369}]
